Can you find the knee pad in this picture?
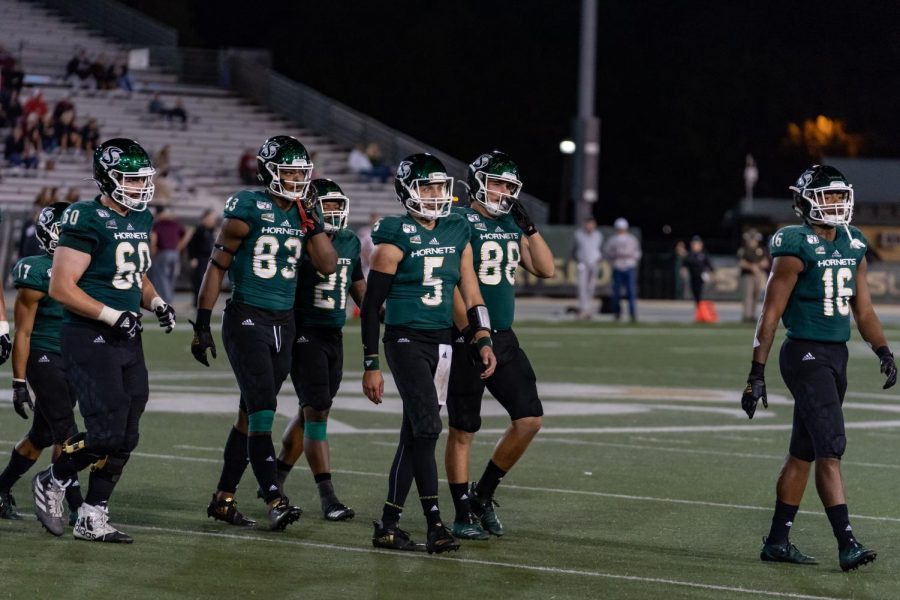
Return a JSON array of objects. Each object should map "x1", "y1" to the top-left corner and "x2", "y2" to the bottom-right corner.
[
  {"x1": 304, "y1": 420, "x2": 328, "y2": 442},
  {"x1": 825, "y1": 434, "x2": 847, "y2": 459},
  {"x1": 247, "y1": 409, "x2": 275, "y2": 434}
]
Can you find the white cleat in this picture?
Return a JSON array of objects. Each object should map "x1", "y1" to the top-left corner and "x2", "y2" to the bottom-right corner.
[{"x1": 73, "y1": 503, "x2": 133, "y2": 544}]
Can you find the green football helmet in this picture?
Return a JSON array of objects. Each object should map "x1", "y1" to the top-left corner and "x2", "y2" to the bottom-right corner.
[
  {"x1": 257, "y1": 135, "x2": 314, "y2": 207},
  {"x1": 310, "y1": 178, "x2": 349, "y2": 232},
  {"x1": 467, "y1": 150, "x2": 522, "y2": 216},
  {"x1": 93, "y1": 138, "x2": 155, "y2": 211},
  {"x1": 35, "y1": 201, "x2": 69, "y2": 255},
  {"x1": 790, "y1": 164, "x2": 854, "y2": 227},
  {"x1": 395, "y1": 153, "x2": 453, "y2": 221}
]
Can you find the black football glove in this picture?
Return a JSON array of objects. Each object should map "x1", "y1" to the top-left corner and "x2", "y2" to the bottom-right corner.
[
  {"x1": 299, "y1": 203, "x2": 325, "y2": 237},
  {"x1": 153, "y1": 301, "x2": 176, "y2": 333},
  {"x1": 509, "y1": 200, "x2": 537, "y2": 237},
  {"x1": 190, "y1": 309, "x2": 216, "y2": 367},
  {"x1": 741, "y1": 361, "x2": 767, "y2": 419},
  {"x1": 0, "y1": 331, "x2": 10, "y2": 366},
  {"x1": 113, "y1": 311, "x2": 142, "y2": 339},
  {"x1": 876, "y1": 346, "x2": 897, "y2": 390},
  {"x1": 12, "y1": 380, "x2": 33, "y2": 420}
]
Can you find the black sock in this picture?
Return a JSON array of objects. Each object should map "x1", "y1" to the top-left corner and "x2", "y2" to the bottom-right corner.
[
  {"x1": 825, "y1": 504, "x2": 855, "y2": 549},
  {"x1": 381, "y1": 501, "x2": 403, "y2": 528},
  {"x1": 66, "y1": 476, "x2": 84, "y2": 512},
  {"x1": 275, "y1": 459, "x2": 293, "y2": 488},
  {"x1": 411, "y1": 436, "x2": 441, "y2": 528},
  {"x1": 85, "y1": 466, "x2": 120, "y2": 506},
  {"x1": 248, "y1": 434, "x2": 280, "y2": 503},
  {"x1": 0, "y1": 450, "x2": 37, "y2": 492},
  {"x1": 50, "y1": 450, "x2": 97, "y2": 485},
  {"x1": 476, "y1": 460, "x2": 507, "y2": 498},
  {"x1": 449, "y1": 482, "x2": 471, "y2": 522},
  {"x1": 766, "y1": 500, "x2": 799, "y2": 545},
  {"x1": 216, "y1": 427, "x2": 249, "y2": 494},
  {"x1": 382, "y1": 440, "x2": 415, "y2": 527},
  {"x1": 420, "y1": 495, "x2": 442, "y2": 528},
  {"x1": 314, "y1": 472, "x2": 338, "y2": 508}
]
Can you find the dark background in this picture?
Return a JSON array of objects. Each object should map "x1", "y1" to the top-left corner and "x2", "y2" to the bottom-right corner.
[{"x1": 120, "y1": 0, "x2": 900, "y2": 243}]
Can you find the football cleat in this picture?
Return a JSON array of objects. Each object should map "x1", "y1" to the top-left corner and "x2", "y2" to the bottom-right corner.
[
  {"x1": 372, "y1": 520, "x2": 425, "y2": 552},
  {"x1": 267, "y1": 497, "x2": 302, "y2": 531},
  {"x1": 470, "y1": 483, "x2": 505, "y2": 537},
  {"x1": 426, "y1": 523, "x2": 461, "y2": 554},
  {"x1": 0, "y1": 492, "x2": 21, "y2": 520},
  {"x1": 207, "y1": 494, "x2": 257, "y2": 527},
  {"x1": 323, "y1": 501, "x2": 355, "y2": 522},
  {"x1": 759, "y1": 537, "x2": 818, "y2": 565},
  {"x1": 839, "y1": 540, "x2": 877, "y2": 572},
  {"x1": 451, "y1": 512, "x2": 490, "y2": 540},
  {"x1": 73, "y1": 503, "x2": 133, "y2": 543},
  {"x1": 32, "y1": 469, "x2": 66, "y2": 536}
]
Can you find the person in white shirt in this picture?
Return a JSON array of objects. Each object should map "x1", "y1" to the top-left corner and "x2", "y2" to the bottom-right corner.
[
  {"x1": 603, "y1": 218, "x2": 641, "y2": 322},
  {"x1": 572, "y1": 218, "x2": 603, "y2": 319}
]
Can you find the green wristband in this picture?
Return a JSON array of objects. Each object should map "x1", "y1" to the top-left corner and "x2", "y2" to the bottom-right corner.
[
  {"x1": 477, "y1": 336, "x2": 493, "y2": 349},
  {"x1": 364, "y1": 355, "x2": 380, "y2": 371}
]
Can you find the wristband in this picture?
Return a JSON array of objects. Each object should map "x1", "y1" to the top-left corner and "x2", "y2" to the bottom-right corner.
[
  {"x1": 875, "y1": 346, "x2": 893, "y2": 360},
  {"x1": 749, "y1": 361, "x2": 765, "y2": 379},
  {"x1": 363, "y1": 355, "x2": 380, "y2": 371},
  {"x1": 98, "y1": 306, "x2": 124, "y2": 327},
  {"x1": 194, "y1": 308, "x2": 212, "y2": 329},
  {"x1": 0, "y1": 321, "x2": 8, "y2": 336},
  {"x1": 150, "y1": 296, "x2": 166, "y2": 312},
  {"x1": 12, "y1": 379, "x2": 26, "y2": 387},
  {"x1": 477, "y1": 336, "x2": 493, "y2": 350}
]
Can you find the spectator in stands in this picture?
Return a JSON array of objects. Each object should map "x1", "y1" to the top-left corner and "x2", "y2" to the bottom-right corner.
[
  {"x1": 4, "y1": 124, "x2": 35, "y2": 170},
  {"x1": 347, "y1": 143, "x2": 390, "y2": 183},
  {"x1": 186, "y1": 208, "x2": 218, "y2": 306},
  {"x1": 66, "y1": 47, "x2": 94, "y2": 88},
  {"x1": 168, "y1": 98, "x2": 188, "y2": 129},
  {"x1": 238, "y1": 148, "x2": 257, "y2": 185},
  {"x1": 0, "y1": 45, "x2": 24, "y2": 92},
  {"x1": 80, "y1": 118, "x2": 101, "y2": 153},
  {"x1": 148, "y1": 92, "x2": 165, "y2": 116},
  {"x1": 40, "y1": 113, "x2": 58, "y2": 153},
  {"x1": 572, "y1": 217, "x2": 603, "y2": 320},
  {"x1": 22, "y1": 89, "x2": 48, "y2": 119},
  {"x1": 64, "y1": 187, "x2": 81, "y2": 204},
  {"x1": 0, "y1": 89, "x2": 23, "y2": 128},
  {"x1": 149, "y1": 205, "x2": 187, "y2": 303},
  {"x1": 682, "y1": 235, "x2": 714, "y2": 306},
  {"x1": 52, "y1": 93, "x2": 75, "y2": 121},
  {"x1": 92, "y1": 54, "x2": 115, "y2": 90},
  {"x1": 153, "y1": 145, "x2": 178, "y2": 200},
  {"x1": 111, "y1": 55, "x2": 133, "y2": 92},
  {"x1": 604, "y1": 217, "x2": 642, "y2": 322},
  {"x1": 737, "y1": 229, "x2": 769, "y2": 323},
  {"x1": 54, "y1": 107, "x2": 81, "y2": 155}
]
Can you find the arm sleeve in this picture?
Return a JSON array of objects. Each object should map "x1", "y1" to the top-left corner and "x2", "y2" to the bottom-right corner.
[
  {"x1": 361, "y1": 270, "x2": 395, "y2": 357},
  {"x1": 350, "y1": 260, "x2": 364, "y2": 283}
]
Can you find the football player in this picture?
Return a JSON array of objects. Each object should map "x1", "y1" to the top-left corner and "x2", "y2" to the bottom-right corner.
[
  {"x1": 0, "y1": 203, "x2": 84, "y2": 522},
  {"x1": 275, "y1": 179, "x2": 363, "y2": 521},
  {"x1": 33, "y1": 138, "x2": 176, "y2": 543},
  {"x1": 361, "y1": 153, "x2": 497, "y2": 554},
  {"x1": 0, "y1": 209, "x2": 9, "y2": 367},
  {"x1": 445, "y1": 151, "x2": 554, "y2": 539},
  {"x1": 191, "y1": 135, "x2": 336, "y2": 531},
  {"x1": 742, "y1": 165, "x2": 896, "y2": 571}
]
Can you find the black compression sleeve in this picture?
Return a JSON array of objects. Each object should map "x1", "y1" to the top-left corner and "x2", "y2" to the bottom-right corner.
[
  {"x1": 361, "y1": 270, "x2": 395, "y2": 357},
  {"x1": 351, "y1": 261, "x2": 364, "y2": 283}
]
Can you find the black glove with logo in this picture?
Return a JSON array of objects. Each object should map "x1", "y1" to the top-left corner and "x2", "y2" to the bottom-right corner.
[
  {"x1": 153, "y1": 301, "x2": 176, "y2": 333},
  {"x1": 12, "y1": 380, "x2": 33, "y2": 420},
  {"x1": 114, "y1": 311, "x2": 143, "y2": 339},
  {"x1": 741, "y1": 361, "x2": 767, "y2": 419},
  {"x1": 876, "y1": 346, "x2": 897, "y2": 390},
  {"x1": 509, "y1": 200, "x2": 537, "y2": 237},
  {"x1": 190, "y1": 309, "x2": 217, "y2": 367}
]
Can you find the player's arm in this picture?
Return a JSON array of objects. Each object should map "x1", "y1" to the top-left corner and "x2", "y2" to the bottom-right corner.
[
  {"x1": 306, "y1": 230, "x2": 337, "y2": 275},
  {"x1": 10, "y1": 287, "x2": 41, "y2": 418},
  {"x1": 519, "y1": 233, "x2": 555, "y2": 279},
  {"x1": 190, "y1": 218, "x2": 249, "y2": 365},
  {"x1": 349, "y1": 261, "x2": 366, "y2": 307},
  {"x1": 361, "y1": 243, "x2": 402, "y2": 404},
  {"x1": 850, "y1": 257, "x2": 896, "y2": 389},
  {"x1": 49, "y1": 247, "x2": 106, "y2": 320},
  {"x1": 458, "y1": 242, "x2": 497, "y2": 378},
  {"x1": 741, "y1": 255, "x2": 802, "y2": 418}
]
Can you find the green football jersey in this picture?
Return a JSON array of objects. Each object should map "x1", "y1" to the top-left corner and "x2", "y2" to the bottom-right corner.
[
  {"x1": 294, "y1": 228, "x2": 361, "y2": 328},
  {"x1": 58, "y1": 197, "x2": 154, "y2": 324},
  {"x1": 770, "y1": 224, "x2": 868, "y2": 343},
  {"x1": 224, "y1": 190, "x2": 306, "y2": 311},
  {"x1": 11, "y1": 253, "x2": 63, "y2": 354},
  {"x1": 372, "y1": 213, "x2": 471, "y2": 330},
  {"x1": 452, "y1": 205, "x2": 523, "y2": 330}
]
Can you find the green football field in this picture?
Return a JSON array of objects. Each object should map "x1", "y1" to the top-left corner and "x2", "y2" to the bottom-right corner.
[{"x1": 2, "y1": 320, "x2": 900, "y2": 600}]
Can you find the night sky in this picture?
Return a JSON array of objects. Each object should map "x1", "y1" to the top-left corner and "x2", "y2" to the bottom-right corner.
[{"x1": 122, "y1": 0, "x2": 900, "y2": 243}]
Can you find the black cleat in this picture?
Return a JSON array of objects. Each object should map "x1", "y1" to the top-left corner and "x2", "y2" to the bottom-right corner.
[
  {"x1": 0, "y1": 492, "x2": 22, "y2": 520},
  {"x1": 207, "y1": 494, "x2": 257, "y2": 527},
  {"x1": 839, "y1": 539, "x2": 877, "y2": 572},
  {"x1": 372, "y1": 520, "x2": 425, "y2": 552},
  {"x1": 323, "y1": 502, "x2": 355, "y2": 522},
  {"x1": 426, "y1": 523, "x2": 461, "y2": 554},
  {"x1": 760, "y1": 537, "x2": 818, "y2": 565},
  {"x1": 470, "y1": 483, "x2": 504, "y2": 537},
  {"x1": 267, "y1": 497, "x2": 302, "y2": 531}
]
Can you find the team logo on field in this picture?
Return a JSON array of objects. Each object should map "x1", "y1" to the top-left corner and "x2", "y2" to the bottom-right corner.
[
  {"x1": 256, "y1": 200, "x2": 272, "y2": 210},
  {"x1": 261, "y1": 213, "x2": 275, "y2": 223},
  {"x1": 105, "y1": 219, "x2": 118, "y2": 229},
  {"x1": 806, "y1": 235, "x2": 819, "y2": 244},
  {"x1": 815, "y1": 246, "x2": 826, "y2": 255},
  {"x1": 410, "y1": 235, "x2": 422, "y2": 244},
  {"x1": 466, "y1": 213, "x2": 480, "y2": 222},
  {"x1": 259, "y1": 141, "x2": 280, "y2": 159},
  {"x1": 96, "y1": 209, "x2": 110, "y2": 218},
  {"x1": 402, "y1": 223, "x2": 416, "y2": 234},
  {"x1": 100, "y1": 146, "x2": 123, "y2": 167}
]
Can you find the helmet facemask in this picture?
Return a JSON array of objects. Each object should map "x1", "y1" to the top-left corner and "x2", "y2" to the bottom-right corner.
[
  {"x1": 403, "y1": 176, "x2": 454, "y2": 221},
  {"x1": 319, "y1": 195, "x2": 349, "y2": 232},
  {"x1": 265, "y1": 161, "x2": 313, "y2": 206},
  {"x1": 475, "y1": 171, "x2": 522, "y2": 216},
  {"x1": 791, "y1": 183, "x2": 854, "y2": 227},
  {"x1": 109, "y1": 167, "x2": 156, "y2": 211}
]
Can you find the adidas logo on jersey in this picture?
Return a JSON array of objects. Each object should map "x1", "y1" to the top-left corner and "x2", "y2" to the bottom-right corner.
[
  {"x1": 93, "y1": 336, "x2": 106, "y2": 344},
  {"x1": 832, "y1": 249, "x2": 842, "y2": 258},
  {"x1": 495, "y1": 226, "x2": 504, "y2": 232},
  {"x1": 802, "y1": 352, "x2": 816, "y2": 361},
  {"x1": 281, "y1": 219, "x2": 291, "y2": 227},
  {"x1": 397, "y1": 337, "x2": 411, "y2": 343},
  {"x1": 429, "y1": 237, "x2": 440, "y2": 245},
  {"x1": 126, "y1": 223, "x2": 135, "y2": 231},
  {"x1": 38, "y1": 354, "x2": 50, "y2": 363},
  {"x1": 242, "y1": 319, "x2": 255, "y2": 326},
  {"x1": 296, "y1": 336, "x2": 309, "y2": 343}
]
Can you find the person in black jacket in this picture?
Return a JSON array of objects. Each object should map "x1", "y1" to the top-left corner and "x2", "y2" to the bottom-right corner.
[
  {"x1": 683, "y1": 235, "x2": 714, "y2": 305},
  {"x1": 186, "y1": 209, "x2": 217, "y2": 306}
]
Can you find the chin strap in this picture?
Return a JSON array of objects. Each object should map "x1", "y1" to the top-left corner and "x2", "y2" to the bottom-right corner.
[{"x1": 844, "y1": 224, "x2": 867, "y2": 250}]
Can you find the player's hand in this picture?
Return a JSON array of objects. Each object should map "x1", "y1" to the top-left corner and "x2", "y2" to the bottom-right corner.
[
  {"x1": 479, "y1": 346, "x2": 497, "y2": 379},
  {"x1": 189, "y1": 319, "x2": 216, "y2": 367},
  {"x1": 0, "y1": 322, "x2": 11, "y2": 365},
  {"x1": 113, "y1": 311, "x2": 142, "y2": 339},
  {"x1": 299, "y1": 203, "x2": 325, "y2": 237},
  {"x1": 153, "y1": 301, "x2": 176, "y2": 333},
  {"x1": 876, "y1": 347, "x2": 897, "y2": 390},
  {"x1": 363, "y1": 370, "x2": 384, "y2": 404},
  {"x1": 12, "y1": 380, "x2": 33, "y2": 420},
  {"x1": 741, "y1": 361, "x2": 767, "y2": 419},
  {"x1": 509, "y1": 200, "x2": 537, "y2": 237}
]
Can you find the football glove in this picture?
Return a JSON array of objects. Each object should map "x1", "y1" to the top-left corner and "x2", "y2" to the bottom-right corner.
[
  {"x1": 152, "y1": 300, "x2": 176, "y2": 333},
  {"x1": 0, "y1": 321, "x2": 10, "y2": 365},
  {"x1": 190, "y1": 311, "x2": 216, "y2": 367},
  {"x1": 113, "y1": 311, "x2": 142, "y2": 339},
  {"x1": 509, "y1": 200, "x2": 537, "y2": 237},
  {"x1": 741, "y1": 361, "x2": 767, "y2": 419},
  {"x1": 12, "y1": 380, "x2": 33, "y2": 420},
  {"x1": 876, "y1": 346, "x2": 897, "y2": 390},
  {"x1": 299, "y1": 203, "x2": 325, "y2": 237}
]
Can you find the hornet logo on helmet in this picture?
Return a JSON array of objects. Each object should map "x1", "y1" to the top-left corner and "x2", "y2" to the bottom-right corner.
[
  {"x1": 259, "y1": 141, "x2": 280, "y2": 160},
  {"x1": 398, "y1": 161, "x2": 412, "y2": 180},
  {"x1": 470, "y1": 154, "x2": 491, "y2": 171},
  {"x1": 100, "y1": 146, "x2": 123, "y2": 167}
]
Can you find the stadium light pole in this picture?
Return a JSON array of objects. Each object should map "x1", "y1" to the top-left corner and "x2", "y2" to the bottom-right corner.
[{"x1": 571, "y1": 0, "x2": 599, "y2": 225}]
